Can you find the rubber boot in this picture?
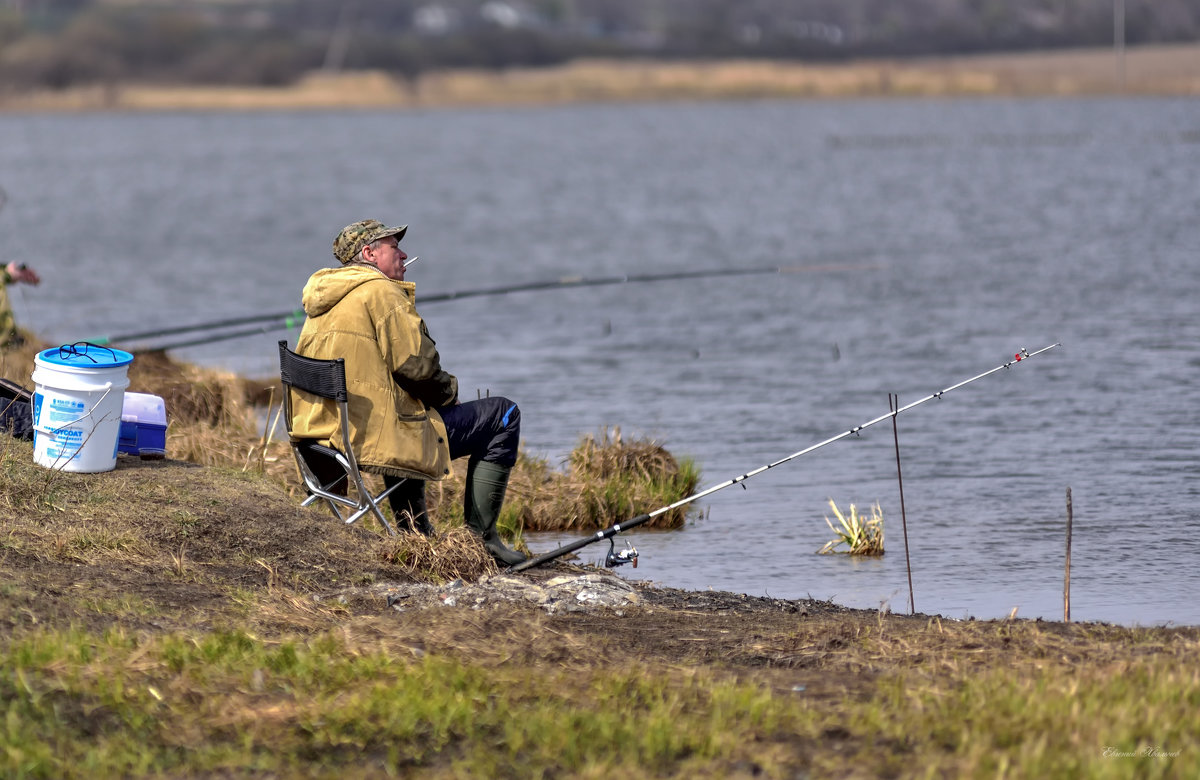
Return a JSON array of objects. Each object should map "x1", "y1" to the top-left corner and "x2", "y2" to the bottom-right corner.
[
  {"x1": 385, "y1": 477, "x2": 435, "y2": 536},
  {"x1": 464, "y1": 460, "x2": 527, "y2": 566}
]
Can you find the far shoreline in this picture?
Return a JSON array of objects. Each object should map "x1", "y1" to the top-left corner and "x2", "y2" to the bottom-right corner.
[{"x1": 0, "y1": 43, "x2": 1196, "y2": 114}]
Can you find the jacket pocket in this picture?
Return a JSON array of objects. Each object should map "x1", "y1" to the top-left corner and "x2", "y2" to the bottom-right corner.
[{"x1": 393, "y1": 385, "x2": 428, "y2": 422}]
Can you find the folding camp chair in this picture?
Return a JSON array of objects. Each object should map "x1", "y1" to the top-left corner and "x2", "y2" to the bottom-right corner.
[{"x1": 278, "y1": 340, "x2": 402, "y2": 535}]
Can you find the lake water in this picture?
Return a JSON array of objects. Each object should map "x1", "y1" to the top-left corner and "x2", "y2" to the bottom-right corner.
[{"x1": 2, "y1": 97, "x2": 1197, "y2": 626}]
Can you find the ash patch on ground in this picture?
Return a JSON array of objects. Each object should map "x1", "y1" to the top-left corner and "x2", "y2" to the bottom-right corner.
[{"x1": 323, "y1": 564, "x2": 850, "y2": 619}]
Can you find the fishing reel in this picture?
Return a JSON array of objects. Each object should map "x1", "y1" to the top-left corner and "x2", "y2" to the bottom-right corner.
[{"x1": 605, "y1": 538, "x2": 638, "y2": 568}]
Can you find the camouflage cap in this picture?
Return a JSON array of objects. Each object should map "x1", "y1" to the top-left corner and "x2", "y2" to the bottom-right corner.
[{"x1": 333, "y1": 219, "x2": 408, "y2": 265}]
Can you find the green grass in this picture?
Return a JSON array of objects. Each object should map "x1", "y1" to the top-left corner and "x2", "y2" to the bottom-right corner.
[
  {"x1": 2, "y1": 407, "x2": 1198, "y2": 778},
  {"x1": 2, "y1": 625, "x2": 1197, "y2": 778},
  {"x1": 0, "y1": 627, "x2": 784, "y2": 777}
]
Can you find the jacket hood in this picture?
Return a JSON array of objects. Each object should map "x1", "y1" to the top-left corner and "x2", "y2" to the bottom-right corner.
[{"x1": 301, "y1": 265, "x2": 412, "y2": 317}]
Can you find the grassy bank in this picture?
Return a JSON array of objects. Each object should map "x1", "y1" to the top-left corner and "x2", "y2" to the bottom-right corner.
[
  {"x1": 2, "y1": 432, "x2": 1198, "y2": 778},
  {"x1": 1, "y1": 44, "x2": 1196, "y2": 113},
  {"x1": 5, "y1": 615, "x2": 1195, "y2": 778},
  {"x1": 3, "y1": 339, "x2": 1198, "y2": 776}
]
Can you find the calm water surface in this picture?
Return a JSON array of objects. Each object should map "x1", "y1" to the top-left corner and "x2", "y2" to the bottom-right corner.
[{"x1": 2, "y1": 97, "x2": 1197, "y2": 626}]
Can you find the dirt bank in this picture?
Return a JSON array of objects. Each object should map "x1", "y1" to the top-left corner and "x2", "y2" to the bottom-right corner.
[
  {"x1": 3, "y1": 447, "x2": 1194, "y2": 673},
  {"x1": 3, "y1": 441, "x2": 1199, "y2": 776}
]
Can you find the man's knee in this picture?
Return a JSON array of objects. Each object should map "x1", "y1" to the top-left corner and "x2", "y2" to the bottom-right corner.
[
  {"x1": 485, "y1": 397, "x2": 520, "y2": 466},
  {"x1": 440, "y1": 395, "x2": 521, "y2": 466},
  {"x1": 458, "y1": 396, "x2": 519, "y2": 433}
]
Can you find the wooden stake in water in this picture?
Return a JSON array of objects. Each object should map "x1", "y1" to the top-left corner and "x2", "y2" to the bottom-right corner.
[{"x1": 1064, "y1": 487, "x2": 1073, "y2": 623}]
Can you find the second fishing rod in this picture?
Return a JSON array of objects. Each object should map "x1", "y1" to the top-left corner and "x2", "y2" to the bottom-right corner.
[
  {"x1": 508, "y1": 343, "x2": 1061, "y2": 573},
  {"x1": 94, "y1": 262, "x2": 878, "y2": 352}
]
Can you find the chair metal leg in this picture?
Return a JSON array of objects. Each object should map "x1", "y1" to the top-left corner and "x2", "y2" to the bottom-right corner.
[{"x1": 343, "y1": 474, "x2": 405, "y2": 535}]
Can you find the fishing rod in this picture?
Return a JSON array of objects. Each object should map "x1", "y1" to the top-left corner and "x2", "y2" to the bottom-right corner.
[
  {"x1": 95, "y1": 309, "x2": 307, "y2": 346},
  {"x1": 507, "y1": 343, "x2": 1061, "y2": 574},
  {"x1": 95, "y1": 258, "x2": 429, "y2": 348},
  {"x1": 99, "y1": 262, "x2": 877, "y2": 352}
]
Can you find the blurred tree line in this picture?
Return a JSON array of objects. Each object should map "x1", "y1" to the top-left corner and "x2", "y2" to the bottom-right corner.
[{"x1": 0, "y1": 0, "x2": 1196, "y2": 91}]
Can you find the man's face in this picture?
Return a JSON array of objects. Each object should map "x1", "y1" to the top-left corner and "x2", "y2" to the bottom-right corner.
[{"x1": 365, "y1": 236, "x2": 407, "y2": 280}]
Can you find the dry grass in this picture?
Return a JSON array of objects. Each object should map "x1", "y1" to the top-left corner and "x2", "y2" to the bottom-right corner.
[
  {"x1": 0, "y1": 330, "x2": 43, "y2": 386},
  {"x1": 1, "y1": 44, "x2": 1196, "y2": 114},
  {"x1": 2, "y1": 338, "x2": 698, "y2": 537},
  {"x1": 510, "y1": 428, "x2": 700, "y2": 532},
  {"x1": 378, "y1": 526, "x2": 499, "y2": 582},
  {"x1": 418, "y1": 45, "x2": 1200, "y2": 101}
]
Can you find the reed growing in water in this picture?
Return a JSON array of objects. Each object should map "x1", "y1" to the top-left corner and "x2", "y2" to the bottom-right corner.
[{"x1": 818, "y1": 498, "x2": 885, "y2": 556}]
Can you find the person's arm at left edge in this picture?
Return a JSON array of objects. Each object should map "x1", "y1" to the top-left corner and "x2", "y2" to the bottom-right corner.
[{"x1": 3, "y1": 262, "x2": 40, "y2": 286}]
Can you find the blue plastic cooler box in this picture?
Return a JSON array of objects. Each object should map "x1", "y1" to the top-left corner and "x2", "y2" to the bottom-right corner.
[{"x1": 118, "y1": 392, "x2": 167, "y2": 458}]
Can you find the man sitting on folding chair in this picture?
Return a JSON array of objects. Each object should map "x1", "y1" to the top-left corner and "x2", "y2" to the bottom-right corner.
[{"x1": 288, "y1": 218, "x2": 526, "y2": 567}]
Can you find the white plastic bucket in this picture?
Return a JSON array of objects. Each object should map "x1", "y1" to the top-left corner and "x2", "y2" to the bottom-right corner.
[{"x1": 31, "y1": 344, "x2": 133, "y2": 473}]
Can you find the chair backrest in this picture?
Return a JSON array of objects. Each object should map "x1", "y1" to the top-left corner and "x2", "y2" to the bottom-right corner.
[
  {"x1": 278, "y1": 340, "x2": 348, "y2": 402},
  {"x1": 277, "y1": 341, "x2": 397, "y2": 534}
]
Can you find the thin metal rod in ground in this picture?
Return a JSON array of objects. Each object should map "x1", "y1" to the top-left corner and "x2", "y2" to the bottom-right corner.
[
  {"x1": 509, "y1": 343, "x2": 1062, "y2": 574},
  {"x1": 891, "y1": 392, "x2": 915, "y2": 615},
  {"x1": 1065, "y1": 486, "x2": 1073, "y2": 622}
]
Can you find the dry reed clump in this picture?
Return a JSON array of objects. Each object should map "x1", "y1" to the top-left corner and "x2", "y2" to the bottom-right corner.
[
  {"x1": 378, "y1": 527, "x2": 498, "y2": 582},
  {"x1": 514, "y1": 428, "x2": 700, "y2": 533},
  {"x1": 157, "y1": 374, "x2": 262, "y2": 467},
  {"x1": 127, "y1": 349, "x2": 245, "y2": 426},
  {"x1": 568, "y1": 426, "x2": 679, "y2": 479}
]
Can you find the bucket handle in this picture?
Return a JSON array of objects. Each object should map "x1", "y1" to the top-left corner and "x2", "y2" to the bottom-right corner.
[
  {"x1": 57, "y1": 342, "x2": 119, "y2": 364},
  {"x1": 33, "y1": 382, "x2": 118, "y2": 435}
]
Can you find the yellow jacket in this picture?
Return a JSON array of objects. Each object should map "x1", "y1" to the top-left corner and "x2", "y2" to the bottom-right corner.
[{"x1": 291, "y1": 264, "x2": 457, "y2": 480}]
